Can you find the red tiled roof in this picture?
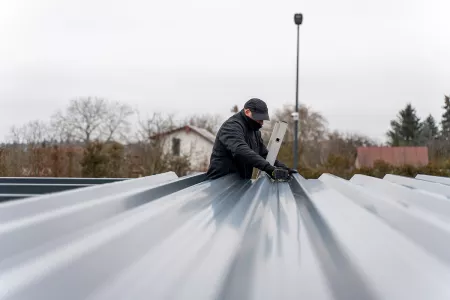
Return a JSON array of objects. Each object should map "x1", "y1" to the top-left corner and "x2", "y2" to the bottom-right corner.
[{"x1": 356, "y1": 146, "x2": 429, "y2": 168}]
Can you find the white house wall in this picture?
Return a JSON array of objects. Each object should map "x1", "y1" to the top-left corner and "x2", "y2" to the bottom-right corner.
[{"x1": 162, "y1": 130, "x2": 214, "y2": 171}]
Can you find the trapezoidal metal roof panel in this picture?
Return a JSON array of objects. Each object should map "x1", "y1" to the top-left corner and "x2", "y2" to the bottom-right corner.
[{"x1": 1, "y1": 172, "x2": 450, "y2": 299}]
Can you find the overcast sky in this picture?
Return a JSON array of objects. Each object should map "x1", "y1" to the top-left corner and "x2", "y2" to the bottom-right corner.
[{"x1": 1, "y1": 0, "x2": 449, "y2": 143}]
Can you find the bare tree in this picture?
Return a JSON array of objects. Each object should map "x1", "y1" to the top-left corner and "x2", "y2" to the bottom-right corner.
[
  {"x1": 51, "y1": 97, "x2": 133, "y2": 144},
  {"x1": 136, "y1": 112, "x2": 176, "y2": 142},
  {"x1": 263, "y1": 104, "x2": 327, "y2": 143},
  {"x1": 52, "y1": 97, "x2": 105, "y2": 143},
  {"x1": 6, "y1": 120, "x2": 55, "y2": 176},
  {"x1": 8, "y1": 120, "x2": 53, "y2": 144},
  {"x1": 322, "y1": 130, "x2": 377, "y2": 165},
  {"x1": 102, "y1": 101, "x2": 134, "y2": 142},
  {"x1": 185, "y1": 113, "x2": 222, "y2": 134},
  {"x1": 267, "y1": 104, "x2": 329, "y2": 168}
]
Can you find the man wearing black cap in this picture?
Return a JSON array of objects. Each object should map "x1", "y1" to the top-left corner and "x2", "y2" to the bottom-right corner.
[{"x1": 206, "y1": 98, "x2": 297, "y2": 181}]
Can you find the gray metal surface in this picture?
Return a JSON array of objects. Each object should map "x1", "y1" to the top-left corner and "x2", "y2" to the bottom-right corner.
[
  {"x1": 0, "y1": 172, "x2": 205, "y2": 264},
  {"x1": 0, "y1": 183, "x2": 94, "y2": 194},
  {"x1": 1, "y1": 172, "x2": 450, "y2": 299},
  {"x1": 0, "y1": 194, "x2": 38, "y2": 202},
  {"x1": 0, "y1": 177, "x2": 127, "y2": 184},
  {"x1": 0, "y1": 177, "x2": 129, "y2": 202},
  {"x1": 0, "y1": 172, "x2": 180, "y2": 222}
]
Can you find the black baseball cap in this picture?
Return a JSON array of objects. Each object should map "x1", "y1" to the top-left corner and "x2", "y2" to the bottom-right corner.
[{"x1": 243, "y1": 98, "x2": 270, "y2": 121}]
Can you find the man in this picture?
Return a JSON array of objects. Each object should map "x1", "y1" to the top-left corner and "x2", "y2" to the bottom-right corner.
[{"x1": 206, "y1": 98, "x2": 297, "y2": 181}]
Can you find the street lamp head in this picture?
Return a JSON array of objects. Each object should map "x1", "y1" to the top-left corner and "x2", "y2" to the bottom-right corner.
[{"x1": 294, "y1": 13, "x2": 303, "y2": 25}]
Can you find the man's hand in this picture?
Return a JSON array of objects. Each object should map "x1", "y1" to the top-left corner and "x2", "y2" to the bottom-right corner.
[
  {"x1": 274, "y1": 161, "x2": 298, "y2": 176},
  {"x1": 264, "y1": 165, "x2": 290, "y2": 181},
  {"x1": 271, "y1": 168, "x2": 290, "y2": 180},
  {"x1": 277, "y1": 164, "x2": 298, "y2": 175},
  {"x1": 286, "y1": 168, "x2": 298, "y2": 175}
]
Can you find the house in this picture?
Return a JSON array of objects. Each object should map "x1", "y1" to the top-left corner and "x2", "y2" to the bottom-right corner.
[
  {"x1": 151, "y1": 125, "x2": 216, "y2": 171},
  {"x1": 355, "y1": 146, "x2": 429, "y2": 168}
]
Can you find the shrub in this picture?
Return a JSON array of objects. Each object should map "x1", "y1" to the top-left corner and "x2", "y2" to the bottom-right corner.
[{"x1": 80, "y1": 141, "x2": 109, "y2": 177}]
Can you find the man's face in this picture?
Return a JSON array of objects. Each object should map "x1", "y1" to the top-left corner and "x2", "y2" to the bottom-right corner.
[{"x1": 244, "y1": 108, "x2": 264, "y2": 125}]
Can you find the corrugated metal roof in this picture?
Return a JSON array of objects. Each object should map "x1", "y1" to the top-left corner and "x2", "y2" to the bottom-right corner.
[
  {"x1": 1, "y1": 172, "x2": 450, "y2": 299},
  {"x1": 0, "y1": 177, "x2": 128, "y2": 184},
  {"x1": 0, "y1": 177, "x2": 129, "y2": 202}
]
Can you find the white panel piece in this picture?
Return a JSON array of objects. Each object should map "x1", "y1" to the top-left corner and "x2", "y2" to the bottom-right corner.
[
  {"x1": 416, "y1": 174, "x2": 450, "y2": 186},
  {"x1": 384, "y1": 174, "x2": 450, "y2": 198},
  {"x1": 257, "y1": 121, "x2": 288, "y2": 178},
  {"x1": 350, "y1": 174, "x2": 450, "y2": 220},
  {"x1": 320, "y1": 173, "x2": 450, "y2": 265}
]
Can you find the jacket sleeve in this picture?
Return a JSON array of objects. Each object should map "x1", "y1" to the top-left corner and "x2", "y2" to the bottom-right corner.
[
  {"x1": 258, "y1": 132, "x2": 289, "y2": 169},
  {"x1": 219, "y1": 121, "x2": 271, "y2": 171}
]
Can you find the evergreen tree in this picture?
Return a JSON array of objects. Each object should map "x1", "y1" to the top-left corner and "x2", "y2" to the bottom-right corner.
[
  {"x1": 386, "y1": 103, "x2": 422, "y2": 146},
  {"x1": 421, "y1": 114, "x2": 439, "y2": 140},
  {"x1": 440, "y1": 95, "x2": 450, "y2": 138},
  {"x1": 387, "y1": 120, "x2": 401, "y2": 146},
  {"x1": 419, "y1": 114, "x2": 439, "y2": 145}
]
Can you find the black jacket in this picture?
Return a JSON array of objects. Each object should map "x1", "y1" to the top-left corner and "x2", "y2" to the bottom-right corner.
[{"x1": 206, "y1": 110, "x2": 287, "y2": 180}]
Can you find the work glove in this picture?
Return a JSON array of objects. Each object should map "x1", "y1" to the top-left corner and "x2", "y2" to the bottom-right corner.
[
  {"x1": 275, "y1": 161, "x2": 298, "y2": 175},
  {"x1": 264, "y1": 165, "x2": 290, "y2": 181},
  {"x1": 286, "y1": 168, "x2": 298, "y2": 175}
]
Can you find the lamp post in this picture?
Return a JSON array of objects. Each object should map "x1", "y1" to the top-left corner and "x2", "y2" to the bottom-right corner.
[{"x1": 293, "y1": 13, "x2": 302, "y2": 169}]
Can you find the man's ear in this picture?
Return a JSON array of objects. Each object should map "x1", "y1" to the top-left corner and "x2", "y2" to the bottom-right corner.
[{"x1": 244, "y1": 109, "x2": 252, "y2": 117}]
